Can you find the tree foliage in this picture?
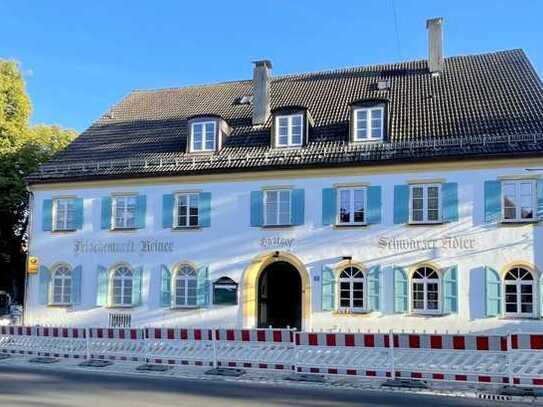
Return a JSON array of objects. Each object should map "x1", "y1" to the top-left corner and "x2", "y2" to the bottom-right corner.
[{"x1": 0, "y1": 60, "x2": 76, "y2": 301}]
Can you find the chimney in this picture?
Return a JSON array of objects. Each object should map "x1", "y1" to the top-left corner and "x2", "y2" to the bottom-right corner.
[
  {"x1": 426, "y1": 17, "x2": 444, "y2": 74},
  {"x1": 252, "y1": 60, "x2": 272, "y2": 125}
]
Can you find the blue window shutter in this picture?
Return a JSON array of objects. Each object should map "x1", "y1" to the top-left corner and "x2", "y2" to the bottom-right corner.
[
  {"x1": 393, "y1": 266, "x2": 408, "y2": 313},
  {"x1": 322, "y1": 188, "x2": 337, "y2": 225},
  {"x1": 135, "y1": 195, "x2": 147, "y2": 229},
  {"x1": 96, "y1": 265, "x2": 108, "y2": 306},
  {"x1": 442, "y1": 183, "x2": 459, "y2": 222},
  {"x1": 160, "y1": 265, "x2": 172, "y2": 307},
  {"x1": 443, "y1": 265, "x2": 458, "y2": 313},
  {"x1": 485, "y1": 266, "x2": 501, "y2": 317},
  {"x1": 484, "y1": 181, "x2": 502, "y2": 223},
  {"x1": 73, "y1": 198, "x2": 84, "y2": 230},
  {"x1": 537, "y1": 179, "x2": 543, "y2": 220},
  {"x1": 162, "y1": 194, "x2": 174, "y2": 229},
  {"x1": 101, "y1": 197, "x2": 112, "y2": 230},
  {"x1": 71, "y1": 265, "x2": 82, "y2": 305},
  {"x1": 367, "y1": 265, "x2": 381, "y2": 311},
  {"x1": 42, "y1": 199, "x2": 52, "y2": 231},
  {"x1": 367, "y1": 186, "x2": 382, "y2": 224},
  {"x1": 393, "y1": 185, "x2": 409, "y2": 224},
  {"x1": 197, "y1": 265, "x2": 209, "y2": 306},
  {"x1": 199, "y1": 192, "x2": 211, "y2": 227},
  {"x1": 291, "y1": 189, "x2": 305, "y2": 225},
  {"x1": 540, "y1": 273, "x2": 543, "y2": 317},
  {"x1": 321, "y1": 265, "x2": 335, "y2": 311},
  {"x1": 132, "y1": 267, "x2": 143, "y2": 306},
  {"x1": 38, "y1": 265, "x2": 50, "y2": 305},
  {"x1": 250, "y1": 191, "x2": 263, "y2": 227}
]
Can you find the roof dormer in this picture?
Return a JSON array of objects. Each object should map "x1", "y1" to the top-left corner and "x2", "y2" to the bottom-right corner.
[
  {"x1": 271, "y1": 106, "x2": 313, "y2": 149},
  {"x1": 186, "y1": 115, "x2": 231, "y2": 153}
]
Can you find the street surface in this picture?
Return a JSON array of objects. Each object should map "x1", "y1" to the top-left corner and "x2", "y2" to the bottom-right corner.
[{"x1": 0, "y1": 365, "x2": 526, "y2": 407}]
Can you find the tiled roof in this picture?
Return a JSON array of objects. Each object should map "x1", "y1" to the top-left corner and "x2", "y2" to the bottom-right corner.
[{"x1": 28, "y1": 49, "x2": 543, "y2": 184}]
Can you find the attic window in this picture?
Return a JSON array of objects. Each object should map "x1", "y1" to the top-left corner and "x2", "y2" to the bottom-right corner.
[
  {"x1": 234, "y1": 95, "x2": 253, "y2": 105},
  {"x1": 190, "y1": 121, "x2": 216, "y2": 152},
  {"x1": 353, "y1": 105, "x2": 385, "y2": 142},
  {"x1": 275, "y1": 114, "x2": 303, "y2": 148}
]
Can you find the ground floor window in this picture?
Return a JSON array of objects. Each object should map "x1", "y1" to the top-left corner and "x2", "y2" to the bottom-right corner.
[
  {"x1": 504, "y1": 267, "x2": 534, "y2": 317},
  {"x1": 338, "y1": 266, "x2": 365, "y2": 311},
  {"x1": 111, "y1": 266, "x2": 133, "y2": 306},
  {"x1": 411, "y1": 266, "x2": 440, "y2": 314},
  {"x1": 174, "y1": 265, "x2": 197, "y2": 307},
  {"x1": 51, "y1": 265, "x2": 72, "y2": 305}
]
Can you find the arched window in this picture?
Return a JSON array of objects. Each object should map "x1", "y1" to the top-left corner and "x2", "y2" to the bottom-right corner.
[
  {"x1": 174, "y1": 265, "x2": 197, "y2": 307},
  {"x1": 411, "y1": 267, "x2": 440, "y2": 314},
  {"x1": 339, "y1": 266, "x2": 365, "y2": 311},
  {"x1": 111, "y1": 266, "x2": 133, "y2": 306},
  {"x1": 504, "y1": 267, "x2": 534, "y2": 316},
  {"x1": 51, "y1": 265, "x2": 72, "y2": 305}
]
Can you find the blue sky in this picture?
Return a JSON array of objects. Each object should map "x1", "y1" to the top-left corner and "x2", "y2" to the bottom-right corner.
[{"x1": 1, "y1": 0, "x2": 542, "y2": 132}]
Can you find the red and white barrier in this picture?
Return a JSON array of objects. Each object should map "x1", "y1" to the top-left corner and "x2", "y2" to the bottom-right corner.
[
  {"x1": 87, "y1": 328, "x2": 146, "y2": 362},
  {"x1": 0, "y1": 326, "x2": 87, "y2": 359},
  {"x1": 1, "y1": 326, "x2": 542, "y2": 388}
]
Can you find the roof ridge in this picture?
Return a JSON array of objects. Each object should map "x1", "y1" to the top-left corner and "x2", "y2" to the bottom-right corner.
[{"x1": 128, "y1": 48, "x2": 524, "y2": 94}]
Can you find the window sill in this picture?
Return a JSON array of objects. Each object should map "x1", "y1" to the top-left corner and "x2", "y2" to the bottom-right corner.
[
  {"x1": 351, "y1": 139, "x2": 384, "y2": 144},
  {"x1": 170, "y1": 306, "x2": 200, "y2": 310},
  {"x1": 499, "y1": 219, "x2": 539, "y2": 225},
  {"x1": 107, "y1": 305, "x2": 136, "y2": 309},
  {"x1": 109, "y1": 227, "x2": 139, "y2": 232},
  {"x1": 334, "y1": 309, "x2": 370, "y2": 315},
  {"x1": 261, "y1": 224, "x2": 294, "y2": 229},
  {"x1": 499, "y1": 315, "x2": 539, "y2": 320},
  {"x1": 188, "y1": 150, "x2": 217, "y2": 155},
  {"x1": 50, "y1": 229, "x2": 77, "y2": 234},
  {"x1": 272, "y1": 145, "x2": 303, "y2": 151},
  {"x1": 333, "y1": 223, "x2": 367, "y2": 228},
  {"x1": 407, "y1": 222, "x2": 444, "y2": 226},
  {"x1": 407, "y1": 312, "x2": 444, "y2": 317},
  {"x1": 47, "y1": 303, "x2": 72, "y2": 308},
  {"x1": 172, "y1": 226, "x2": 201, "y2": 231}
]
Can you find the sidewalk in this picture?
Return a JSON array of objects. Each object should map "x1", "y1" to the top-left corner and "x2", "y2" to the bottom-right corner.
[{"x1": 0, "y1": 352, "x2": 539, "y2": 405}]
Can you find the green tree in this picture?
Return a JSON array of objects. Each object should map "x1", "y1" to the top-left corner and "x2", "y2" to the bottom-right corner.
[{"x1": 0, "y1": 60, "x2": 76, "y2": 302}]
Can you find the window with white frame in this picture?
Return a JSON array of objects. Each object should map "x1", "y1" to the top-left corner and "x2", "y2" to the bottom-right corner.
[
  {"x1": 410, "y1": 184, "x2": 441, "y2": 224},
  {"x1": 337, "y1": 188, "x2": 366, "y2": 225},
  {"x1": 175, "y1": 193, "x2": 199, "y2": 227},
  {"x1": 502, "y1": 180, "x2": 536, "y2": 222},
  {"x1": 111, "y1": 266, "x2": 133, "y2": 307},
  {"x1": 174, "y1": 265, "x2": 197, "y2": 307},
  {"x1": 53, "y1": 198, "x2": 76, "y2": 231},
  {"x1": 353, "y1": 106, "x2": 384, "y2": 141},
  {"x1": 51, "y1": 265, "x2": 72, "y2": 305},
  {"x1": 112, "y1": 195, "x2": 137, "y2": 229},
  {"x1": 411, "y1": 267, "x2": 440, "y2": 314},
  {"x1": 191, "y1": 121, "x2": 216, "y2": 152},
  {"x1": 263, "y1": 189, "x2": 291, "y2": 226},
  {"x1": 338, "y1": 266, "x2": 365, "y2": 311},
  {"x1": 275, "y1": 114, "x2": 303, "y2": 147},
  {"x1": 504, "y1": 267, "x2": 534, "y2": 317}
]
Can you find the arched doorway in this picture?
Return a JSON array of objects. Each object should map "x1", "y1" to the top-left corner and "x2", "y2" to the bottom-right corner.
[{"x1": 257, "y1": 261, "x2": 301, "y2": 330}]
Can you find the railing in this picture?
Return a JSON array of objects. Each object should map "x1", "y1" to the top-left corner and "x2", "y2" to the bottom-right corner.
[
  {"x1": 31, "y1": 132, "x2": 543, "y2": 179},
  {"x1": 1, "y1": 326, "x2": 543, "y2": 387}
]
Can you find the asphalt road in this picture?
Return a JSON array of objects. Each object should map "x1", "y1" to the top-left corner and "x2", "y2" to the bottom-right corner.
[{"x1": 0, "y1": 365, "x2": 523, "y2": 407}]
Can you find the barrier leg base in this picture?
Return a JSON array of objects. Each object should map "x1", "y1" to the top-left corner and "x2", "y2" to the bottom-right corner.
[
  {"x1": 136, "y1": 364, "x2": 173, "y2": 372},
  {"x1": 79, "y1": 359, "x2": 114, "y2": 368},
  {"x1": 501, "y1": 386, "x2": 538, "y2": 397},
  {"x1": 206, "y1": 368, "x2": 245, "y2": 377},
  {"x1": 0, "y1": 354, "x2": 10, "y2": 360},
  {"x1": 29, "y1": 357, "x2": 59, "y2": 364},
  {"x1": 382, "y1": 379, "x2": 428, "y2": 389},
  {"x1": 285, "y1": 373, "x2": 326, "y2": 383}
]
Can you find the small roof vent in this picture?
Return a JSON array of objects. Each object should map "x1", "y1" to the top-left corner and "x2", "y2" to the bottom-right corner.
[
  {"x1": 376, "y1": 80, "x2": 390, "y2": 91},
  {"x1": 234, "y1": 95, "x2": 253, "y2": 105}
]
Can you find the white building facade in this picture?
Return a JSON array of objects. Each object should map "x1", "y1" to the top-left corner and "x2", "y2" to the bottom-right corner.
[{"x1": 23, "y1": 21, "x2": 543, "y2": 334}]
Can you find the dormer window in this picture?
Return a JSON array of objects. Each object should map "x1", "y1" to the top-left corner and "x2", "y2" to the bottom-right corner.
[
  {"x1": 190, "y1": 121, "x2": 216, "y2": 152},
  {"x1": 275, "y1": 114, "x2": 303, "y2": 148},
  {"x1": 353, "y1": 105, "x2": 385, "y2": 142}
]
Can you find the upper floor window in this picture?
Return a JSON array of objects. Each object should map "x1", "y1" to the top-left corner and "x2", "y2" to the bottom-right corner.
[
  {"x1": 112, "y1": 195, "x2": 137, "y2": 229},
  {"x1": 264, "y1": 189, "x2": 291, "y2": 226},
  {"x1": 51, "y1": 265, "x2": 72, "y2": 305},
  {"x1": 409, "y1": 184, "x2": 441, "y2": 224},
  {"x1": 174, "y1": 265, "x2": 197, "y2": 307},
  {"x1": 337, "y1": 187, "x2": 366, "y2": 225},
  {"x1": 339, "y1": 266, "x2": 365, "y2": 311},
  {"x1": 191, "y1": 121, "x2": 216, "y2": 152},
  {"x1": 111, "y1": 266, "x2": 133, "y2": 307},
  {"x1": 502, "y1": 180, "x2": 536, "y2": 222},
  {"x1": 411, "y1": 266, "x2": 440, "y2": 314},
  {"x1": 504, "y1": 267, "x2": 534, "y2": 317},
  {"x1": 275, "y1": 114, "x2": 303, "y2": 147},
  {"x1": 53, "y1": 198, "x2": 76, "y2": 231},
  {"x1": 175, "y1": 193, "x2": 199, "y2": 227},
  {"x1": 353, "y1": 106, "x2": 384, "y2": 141}
]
